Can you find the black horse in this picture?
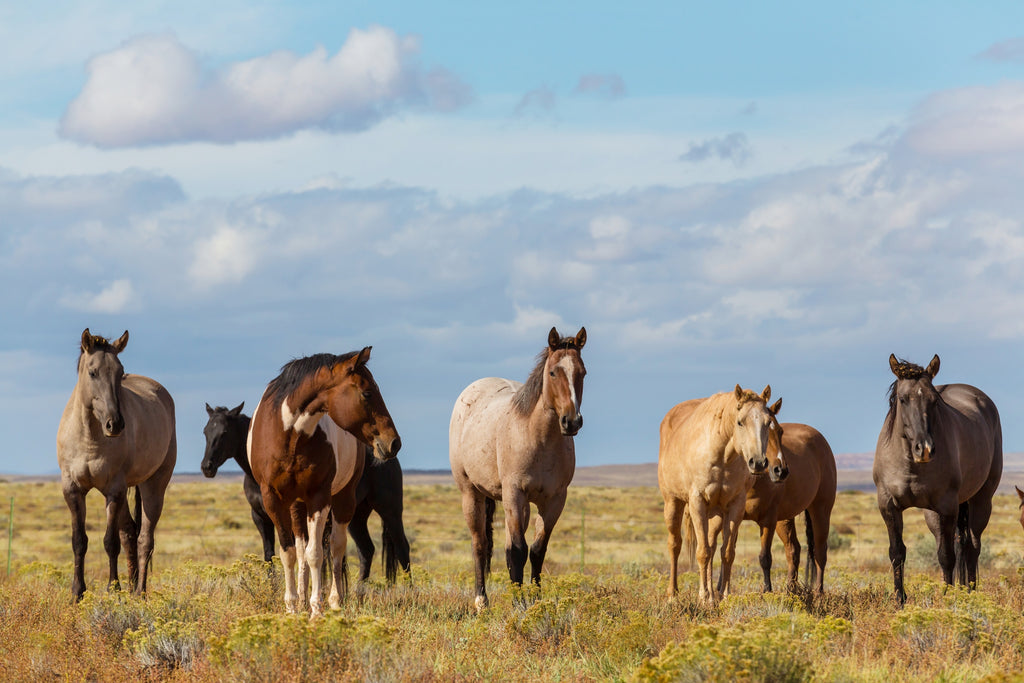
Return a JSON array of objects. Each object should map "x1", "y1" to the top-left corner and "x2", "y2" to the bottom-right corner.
[{"x1": 201, "y1": 402, "x2": 411, "y2": 582}]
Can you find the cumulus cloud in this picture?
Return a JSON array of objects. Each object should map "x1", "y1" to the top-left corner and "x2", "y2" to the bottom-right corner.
[
  {"x1": 900, "y1": 82, "x2": 1024, "y2": 158},
  {"x1": 60, "y1": 279, "x2": 138, "y2": 313},
  {"x1": 59, "y1": 27, "x2": 472, "y2": 147},
  {"x1": 514, "y1": 86, "x2": 557, "y2": 118},
  {"x1": 189, "y1": 226, "x2": 260, "y2": 288},
  {"x1": 572, "y1": 73, "x2": 626, "y2": 99},
  {"x1": 679, "y1": 132, "x2": 752, "y2": 166}
]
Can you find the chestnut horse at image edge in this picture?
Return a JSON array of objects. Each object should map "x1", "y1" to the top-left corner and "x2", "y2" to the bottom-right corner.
[
  {"x1": 247, "y1": 348, "x2": 401, "y2": 615},
  {"x1": 202, "y1": 402, "x2": 410, "y2": 582},
  {"x1": 449, "y1": 326, "x2": 587, "y2": 610},
  {"x1": 873, "y1": 354, "x2": 1001, "y2": 606},
  {"x1": 56, "y1": 329, "x2": 177, "y2": 600},
  {"x1": 658, "y1": 385, "x2": 779, "y2": 607}
]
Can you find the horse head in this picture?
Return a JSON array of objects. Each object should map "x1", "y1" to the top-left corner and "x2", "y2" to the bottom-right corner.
[
  {"x1": 732, "y1": 384, "x2": 779, "y2": 476},
  {"x1": 888, "y1": 353, "x2": 941, "y2": 464},
  {"x1": 766, "y1": 408, "x2": 789, "y2": 483},
  {"x1": 78, "y1": 328, "x2": 129, "y2": 437},
  {"x1": 543, "y1": 326, "x2": 587, "y2": 436},
  {"x1": 201, "y1": 402, "x2": 245, "y2": 477},
  {"x1": 323, "y1": 347, "x2": 402, "y2": 461}
]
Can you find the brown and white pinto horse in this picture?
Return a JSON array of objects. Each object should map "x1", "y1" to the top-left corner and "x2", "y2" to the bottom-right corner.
[
  {"x1": 449, "y1": 326, "x2": 586, "y2": 610},
  {"x1": 56, "y1": 329, "x2": 176, "y2": 600},
  {"x1": 247, "y1": 348, "x2": 400, "y2": 615}
]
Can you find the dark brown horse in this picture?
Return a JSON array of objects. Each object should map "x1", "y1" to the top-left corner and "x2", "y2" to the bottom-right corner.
[
  {"x1": 56, "y1": 329, "x2": 176, "y2": 600},
  {"x1": 1016, "y1": 486, "x2": 1024, "y2": 534},
  {"x1": 449, "y1": 327, "x2": 586, "y2": 610},
  {"x1": 873, "y1": 354, "x2": 1002, "y2": 606},
  {"x1": 247, "y1": 348, "x2": 401, "y2": 615},
  {"x1": 202, "y1": 402, "x2": 410, "y2": 581},
  {"x1": 744, "y1": 417, "x2": 837, "y2": 594}
]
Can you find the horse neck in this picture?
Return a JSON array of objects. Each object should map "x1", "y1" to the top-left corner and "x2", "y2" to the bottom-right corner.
[
  {"x1": 231, "y1": 416, "x2": 254, "y2": 476},
  {"x1": 701, "y1": 394, "x2": 743, "y2": 463},
  {"x1": 68, "y1": 373, "x2": 104, "y2": 439},
  {"x1": 521, "y1": 395, "x2": 566, "y2": 446}
]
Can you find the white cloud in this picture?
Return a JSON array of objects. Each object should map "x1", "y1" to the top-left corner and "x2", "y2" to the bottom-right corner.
[
  {"x1": 902, "y1": 82, "x2": 1024, "y2": 158},
  {"x1": 59, "y1": 27, "x2": 471, "y2": 147},
  {"x1": 189, "y1": 226, "x2": 260, "y2": 288},
  {"x1": 60, "y1": 279, "x2": 138, "y2": 314}
]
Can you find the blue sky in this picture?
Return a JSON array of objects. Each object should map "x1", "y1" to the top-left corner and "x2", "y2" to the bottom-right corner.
[{"x1": 4, "y1": 2, "x2": 1024, "y2": 477}]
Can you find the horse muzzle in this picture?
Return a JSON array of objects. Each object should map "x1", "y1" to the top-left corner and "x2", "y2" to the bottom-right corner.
[
  {"x1": 560, "y1": 413, "x2": 583, "y2": 436},
  {"x1": 374, "y1": 435, "x2": 402, "y2": 461},
  {"x1": 769, "y1": 463, "x2": 789, "y2": 483},
  {"x1": 103, "y1": 414, "x2": 125, "y2": 437},
  {"x1": 746, "y1": 455, "x2": 769, "y2": 475},
  {"x1": 912, "y1": 440, "x2": 933, "y2": 463}
]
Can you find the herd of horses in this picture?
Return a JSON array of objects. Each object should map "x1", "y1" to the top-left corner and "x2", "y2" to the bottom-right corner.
[{"x1": 55, "y1": 326, "x2": 1016, "y2": 615}]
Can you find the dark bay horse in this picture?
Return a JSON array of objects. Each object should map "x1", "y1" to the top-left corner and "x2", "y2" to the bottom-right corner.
[
  {"x1": 202, "y1": 402, "x2": 410, "y2": 581},
  {"x1": 247, "y1": 348, "x2": 401, "y2": 615},
  {"x1": 449, "y1": 326, "x2": 587, "y2": 610},
  {"x1": 744, "y1": 417, "x2": 837, "y2": 594},
  {"x1": 56, "y1": 329, "x2": 176, "y2": 600},
  {"x1": 659, "y1": 386, "x2": 779, "y2": 606},
  {"x1": 873, "y1": 354, "x2": 1002, "y2": 606}
]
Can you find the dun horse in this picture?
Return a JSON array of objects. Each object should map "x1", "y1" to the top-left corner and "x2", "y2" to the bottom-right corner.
[
  {"x1": 658, "y1": 386, "x2": 779, "y2": 606},
  {"x1": 202, "y1": 402, "x2": 410, "y2": 581},
  {"x1": 744, "y1": 415, "x2": 837, "y2": 594},
  {"x1": 873, "y1": 354, "x2": 1002, "y2": 606},
  {"x1": 449, "y1": 326, "x2": 587, "y2": 610},
  {"x1": 56, "y1": 329, "x2": 177, "y2": 600},
  {"x1": 247, "y1": 349, "x2": 401, "y2": 615}
]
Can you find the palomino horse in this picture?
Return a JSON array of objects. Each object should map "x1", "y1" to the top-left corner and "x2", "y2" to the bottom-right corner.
[
  {"x1": 56, "y1": 329, "x2": 177, "y2": 600},
  {"x1": 873, "y1": 354, "x2": 1002, "y2": 606},
  {"x1": 743, "y1": 416, "x2": 837, "y2": 594},
  {"x1": 658, "y1": 386, "x2": 779, "y2": 606},
  {"x1": 247, "y1": 349, "x2": 401, "y2": 615},
  {"x1": 203, "y1": 402, "x2": 410, "y2": 581},
  {"x1": 450, "y1": 326, "x2": 586, "y2": 610}
]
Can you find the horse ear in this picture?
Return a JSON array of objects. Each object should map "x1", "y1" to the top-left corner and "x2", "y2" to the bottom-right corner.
[
  {"x1": 889, "y1": 354, "x2": 899, "y2": 375},
  {"x1": 769, "y1": 398, "x2": 782, "y2": 415},
  {"x1": 206, "y1": 403, "x2": 214, "y2": 416},
  {"x1": 1016, "y1": 485, "x2": 1024, "y2": 502},
  {"x1": 112, "y1": 330, "x2": 129, "y2": 353},
  {"x1": 81, "y1": 328, "x2": 94, "y2": 352},
  {"x1": 926, "y1": 354, "x2": 940, "y2": 379},
  {"x1": 734, "y1": 384, "x2": 744, "y2": 401},
  {"x1": 355, "y1": 346, "x2": 372, "y2": 367},
  {"x1": 761, "y1": 385, "x2": 771, "y2": 402},
  {"x1": 575, "y1": 327, "x2": 587, "y2": 349},
  {"x1": 548, "y1": 327, "x2": 560, "y2": 350},
  {"x1": 230, "y1": 402, "x2": 244, "y2": 416}
]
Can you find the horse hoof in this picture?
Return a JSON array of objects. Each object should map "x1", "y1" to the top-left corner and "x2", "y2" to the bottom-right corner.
[{"x1": 474, "y1": 595, "x2": 487, "y2": 613}]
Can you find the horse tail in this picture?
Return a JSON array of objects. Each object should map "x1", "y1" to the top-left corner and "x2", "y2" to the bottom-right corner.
[
  {"x1": 803, "y1": 509, "x2": 815, "y2": 587},
  {"x1": 955, "y1": 502, "x2": 969, "y2": 585},
  {"x1": 383, "y1": 518, "x2": 398, "y2": 585},
  {"x1": 484, "y1": 497, "x2": 496, "y2": 575}
]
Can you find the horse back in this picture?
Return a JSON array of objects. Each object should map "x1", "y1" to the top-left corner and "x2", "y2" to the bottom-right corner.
[{"x1": 657, "y1": 399, "x2": 703, "y2": 497}]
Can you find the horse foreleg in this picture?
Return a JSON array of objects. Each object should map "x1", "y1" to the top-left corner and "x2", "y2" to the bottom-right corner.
[
  {"x1": 688, "y1": 498, "x2": 715, "y2": 607},
  {"x1": 348, "y1": 500, "x2": 374, "y2": 582},
  {"x1": 502, "y1": 487, "x2": 530, "y2": 589},
  {"x1": 663, "y1": 496, "x2": 685, "y2": 599},
  {"x1": 102, "y1": 486, "x2": 128, "y2": 592},
  {"x1": 290, "y1": 502, "x2": 311, "y2": 610},
  {"x1": 879, "y1": 497, "x2": 907, "y2": 606},
  {"x1": 460, "y1": 489, "x2": 490, "y2": 611},
  {"x1": 303, "y1": 505, "x2": 332, "y2": 617},
  {"x1": 62, "y1": 480, "x2": 89, "y2": 601},
  {"x1": 328, "y1": 487, "x2": 358, "y2": 609},
  {"x1": 264, "y1": 493, "x2": 300, "y2": 613},
  {"x1": 924, "y1": 507, "x2": 957, "y2": 587},
  {"x1": 530, "y1": 491, "x2": 567, "y2": 587}
]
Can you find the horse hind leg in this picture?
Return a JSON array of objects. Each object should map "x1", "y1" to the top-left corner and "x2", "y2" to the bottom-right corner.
[
  {"x1": 663, "y1": 497, "x2": 685, "y2": 599},
  {"x1": 460, "y1": 489, "x2": 491, "y2": 610},
  {"x1": 102, "y1": 485, "x2": 129, "y2": 592},
  {"x1": 134, "y1": 436, "x2": 175, "y2": 595},
  {"x1": 118, "y1": 487, "x2": 141, "y2": 591}
]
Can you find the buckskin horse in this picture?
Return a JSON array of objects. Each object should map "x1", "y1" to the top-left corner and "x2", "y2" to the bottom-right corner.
[
  {"x1": 56, "y1": 329, "x2": 177, "y2": 600},
  {"x1": 247, "y1": 348, "x2": 400, "y2": 615},
  {"x1": 449, "y1": 326, "x2": 587, "y2": 610},
  {"x1": 873, "y1": 354, "x2": 1002, "y2": 606},
  {"x1": 202, "y1": 401, "x2": 410, "y2": 581},
  {"x1": 658, "y1": 386, "x2": 779, "y2": 607}
]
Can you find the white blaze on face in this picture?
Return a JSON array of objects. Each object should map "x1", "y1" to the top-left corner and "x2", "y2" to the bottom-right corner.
[
  {"x1": 281, "y1": 397, "x2": 323, "y2": 436},
  {"x1": 556, "y1": 356, "x2": 581, "y2": 413}
]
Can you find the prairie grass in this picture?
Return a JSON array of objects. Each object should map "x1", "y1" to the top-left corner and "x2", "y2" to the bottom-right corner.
[{"x1": 1, "y1": 478, "x2": 1023, "y2": 681}]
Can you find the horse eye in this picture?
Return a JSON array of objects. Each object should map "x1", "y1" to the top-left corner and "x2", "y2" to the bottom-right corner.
[
  {"x1": 549, "y1": 371, "x2": 555, "y2": 377},
  {"x1": 88, "y1": 369, "x2": 97, "y2": 379},
  {"x1": 361, "y1": 391, "x2": 371, "y2": 400}
]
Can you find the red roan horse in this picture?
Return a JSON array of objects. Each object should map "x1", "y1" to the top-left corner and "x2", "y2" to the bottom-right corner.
[{"x1": 247, "y1": 348, "x2": 400, "y2": 615}]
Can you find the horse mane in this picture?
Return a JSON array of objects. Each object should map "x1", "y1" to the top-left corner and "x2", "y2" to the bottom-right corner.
[
  {"x1": 76, "y1": 333, "x2": 118, "y2": 368},
  {"x1": 265, "y1": 352, "x2": 359, "y2": 409},
  {"x1": 511, "y1": 335, "x2": 582, "y2": 416}
]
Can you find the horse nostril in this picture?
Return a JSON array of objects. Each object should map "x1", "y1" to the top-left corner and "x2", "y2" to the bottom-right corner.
[{"x1": 390, "y1": 436, "x2": 402, "y2": 455}]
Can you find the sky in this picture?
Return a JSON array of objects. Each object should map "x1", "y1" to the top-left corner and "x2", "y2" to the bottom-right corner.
[{"x1": 4, "y1": 1, "x2": 1024, "y2": 477}]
